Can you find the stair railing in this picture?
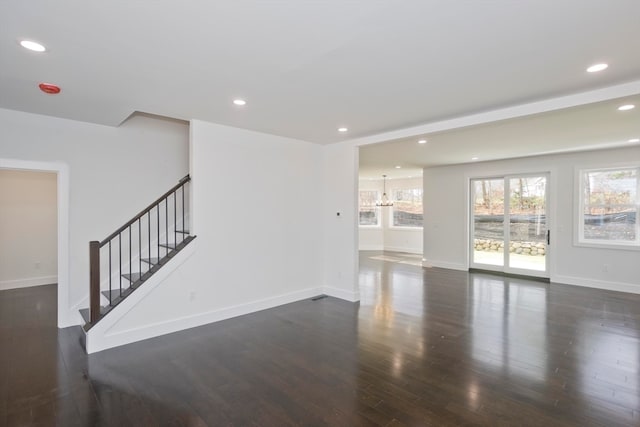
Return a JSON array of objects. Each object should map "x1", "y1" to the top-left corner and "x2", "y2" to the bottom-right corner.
[{"x1": 88, "y1": 175, "x2": 191, "y2": 324}]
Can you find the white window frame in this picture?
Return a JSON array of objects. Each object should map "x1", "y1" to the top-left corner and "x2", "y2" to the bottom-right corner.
[
  {"x1": 576, "y1": 165, "x2": 640, "y2": 250},
  {"x1": 390, "y1": 188, "x2": 423, "y2": 229},
  {"x1": 358, "y1": 189, "x2": 381, "y2": 227}
]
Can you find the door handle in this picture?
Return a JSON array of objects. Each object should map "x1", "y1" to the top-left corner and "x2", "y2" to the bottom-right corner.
[{"x1": 547, "y1": 230, "x2": 550, "y2": 245}]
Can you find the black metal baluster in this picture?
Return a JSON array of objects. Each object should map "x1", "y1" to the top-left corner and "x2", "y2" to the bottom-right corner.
[
  {"x1": 119, "y1": 233, "x2": 122, "y2": 297},
  {"x1": 109, "y1": 240, "x2": 112, "y2": 305},
  {"x1": 129, "y1": 224, "x2": 132, "y2": 288},
  {"x1": 165, "y1": 197, "x2": 168, "y2": 251},
  {"x1": 138, "y1": 219, "x2": 141, "y2": 278},
  {"x1": 157, "y1": 205, "x2": 160, "y2": 260},
  {"x1": 148, "y1": 211, "x2": 151, "y2": 270},
  {"x1": 174, "y1": 190, "x2": 177, "y2": 245},
  {"x1": 182, "y1": 184, "x2": 185, "y2": 235}
]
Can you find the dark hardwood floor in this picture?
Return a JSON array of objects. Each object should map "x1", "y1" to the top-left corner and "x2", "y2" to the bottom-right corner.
[{"x1": 1, "y1": 252, "x2": 639, "y2": 426}]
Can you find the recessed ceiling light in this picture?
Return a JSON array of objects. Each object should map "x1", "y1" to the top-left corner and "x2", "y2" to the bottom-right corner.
[
  {"x1": 471, "y1": 157, "x2": 479, "y2": 161},
  {"x1": 20, "y1": 40, "x2": 46, "y2": 52},
  {"x1": 618, "y1": 104, "x2": 635, "y2": 111},
  {"x1": 586, "y1": 63, "x2": 608, "y2": 73},
  {"x1": 629, "y1": 138, "x2": 640, "y2": 143},
  {"x1": 338, "y1": 127, "x2": 348, "y2": 132},
  {"x1": 395, "y1": 165, "x2": 401, "y2": 169},
  {"x1": 418, "y1": 139, "x2": 427, "y2": 144},
  {"x1": 233, "y1": 99, "x2": 246, "y2": 106}
]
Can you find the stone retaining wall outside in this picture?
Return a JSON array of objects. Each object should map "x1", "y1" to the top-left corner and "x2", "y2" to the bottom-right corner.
[{"x1": 473, "y1": 239, "x2": 546, "y2": 256}]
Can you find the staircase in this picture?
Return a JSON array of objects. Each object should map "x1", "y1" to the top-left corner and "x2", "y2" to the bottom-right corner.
[{"x1": 80, "y1": 175, "x2": 195, "y2": 330}]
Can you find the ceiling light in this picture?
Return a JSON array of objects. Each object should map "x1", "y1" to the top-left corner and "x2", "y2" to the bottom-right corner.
[
  {"x1": 338, "y1": 127, "x2": 348, "y2": 132},
  {"x1": 629, "y1": 138, "x2": 640, "y2": 143},
  {"x1": 586, "y1": 63, "x2": 608, "y2": 73},
  {"x1": 395, "y1": 165, "x2": 401, "y2": 169},
  {"x1": 376, "y1": 175, "x2": 393, "y2": 207},
  {"x1": 418, "y1": 139, "x2": 427, "y2": 144},
  {"x1": 20, "y1": 40, "x2": 46, "y2": 52},
  {"x1": 471, "y1": 157, "x2": 479, "y2": 161},
  {"x1": 618, "y1": 104, "x2": 635, "y2": 111},
  {"x1": 233, "y1": 99, "x2": 246, "y2": 106}
]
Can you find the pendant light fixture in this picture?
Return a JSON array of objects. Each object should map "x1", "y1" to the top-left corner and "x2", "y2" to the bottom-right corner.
[{"x1": 376, "y1": 175, "x2": 393, "y2": 207}]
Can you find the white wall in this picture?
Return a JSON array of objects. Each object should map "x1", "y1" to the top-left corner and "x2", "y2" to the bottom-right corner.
[
  {"x1": 0, "y1": 170, "x2": 57, "y2": 289},
  {"x1": 0, "y1": 108, "x2": 189, "y2": 326},
  {"x1": 423, "y1": 146, "x2": 640, "y2": 292},
  {"x1": 86, "y1": 120, "x2": 326, "y2": 351},
  {"x1": 358, "y1": 177, "x2": 423, "y2": 254},
  {"x1": 322, "y1": 143, "x2": 360, "y2": 301}
]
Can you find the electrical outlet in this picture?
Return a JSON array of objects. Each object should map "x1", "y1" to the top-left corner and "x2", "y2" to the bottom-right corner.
[
  {"x1": 188, "y1": 291, "x2": 196, "y2": 301},
  {"x1": 35, "y1": 261, "x2": 41, "y2": 269},
  {"x1": 602, "y1": 264, "x2": 609, "y2": 273}
]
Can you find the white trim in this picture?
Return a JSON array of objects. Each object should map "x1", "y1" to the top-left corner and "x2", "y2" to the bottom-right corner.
[
  {"x1": 422, "y1": 259, "x2": 468, "y2": 271},
  {"x1": 552, "y1": 275, "x2": 640, "y2": 295},
  {"x1": 358, "y1": 244, "x2": 384, "y2": 251},
  {"x1": 0, "y1": 276, "x2": 57, "y2": 291},
  {"x1": 347, "y1": 80, "x2": 640, "y2": 148},
  {"x1": 323, "y1": 285, "x2": 360, "y2": 302},
  {"x1": 0, "y1": 158, "x2": 70, "y2": 327},
  {"x1": 384, "y1": 245, "x2": 422, "y2": 254}
]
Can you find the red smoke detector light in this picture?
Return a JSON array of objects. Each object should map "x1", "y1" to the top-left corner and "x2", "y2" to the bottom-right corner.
[{"x1": 39, "y1": 83, "x2": 61, "y2": 94}]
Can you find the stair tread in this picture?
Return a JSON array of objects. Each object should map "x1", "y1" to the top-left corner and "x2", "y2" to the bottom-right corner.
[
  {"x1": 141, "y1": 257, "x2": 161, "y2": 265},
  {"x1": 159, "y1": 242, "x2": 177, "y2": 249},
  {"x1": 101, "y1": 288, "x2": 131, "y2": 304},
  {"x1": 79, "y1": 306, "x2": 108, "y2": 324},
  {"x1": 175, "y1": 230, "x2": 190, "y2": 234},
  {"x1": 122, "y1": 272, "x2": 143, "y2": 282}
]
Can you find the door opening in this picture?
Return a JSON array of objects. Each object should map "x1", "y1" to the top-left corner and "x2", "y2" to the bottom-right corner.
[{"x1": 470, "y1": 174, "x2": 549, "y2": 278}]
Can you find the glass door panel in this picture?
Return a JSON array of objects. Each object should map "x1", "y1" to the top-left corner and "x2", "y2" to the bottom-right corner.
[
  {"x1": 471, "y1": 174, "x2": 549, "y2": 278},
  {"x1": 472, "y1": 179, "x2": 505, "y2": 267},
  {"x1": 507, "y1": 176, "x2": 547, "y2": 272}
]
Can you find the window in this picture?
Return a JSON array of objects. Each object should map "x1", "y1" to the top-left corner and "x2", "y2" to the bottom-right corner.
[
  {"x1": 579, "y1": 166, "x2": 639, "y2": 247},
  {"x1": 359, "y1": 190, "x2": 380, "y2": 226},
  {"x1": 392, "y1": 188, "x2": 423, "y2": 227}
]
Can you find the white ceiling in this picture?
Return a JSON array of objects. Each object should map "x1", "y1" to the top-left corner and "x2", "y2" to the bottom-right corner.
[
  {"x1": 359, "y1": 94, "x2": 640, "y2": 179},
  {"x1": 1, "y1": 1, "x2": 640, "y2": 144}
]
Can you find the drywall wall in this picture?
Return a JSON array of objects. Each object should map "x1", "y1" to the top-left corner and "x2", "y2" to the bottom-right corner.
[
  {"x1": 0, "y1": 108, "x2": 189, "y2": 326},
  {"x1": 0, "y1": 170, "x2": 57, "y2": 289},
  {"x1": 358, "y1": 177, "x2": 423, "y2": 253},
  {"x1": 322, "y1": 143, "x2": 360, "y2": 301},
  {"x1": 423, "y1": 145, "x2": 640, "y2": 292},
  {"x1": 88, "y1": 120, "x2": 326, "y2": 350}
]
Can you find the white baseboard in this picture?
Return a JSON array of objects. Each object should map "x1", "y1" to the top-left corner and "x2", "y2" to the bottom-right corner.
[
  {"x1": 88, "y1": 285, "x2": 323, "y2": 354},
  {"x1": 0, "y1": 275, "x2": 57, "y2": 291},
  {"x1": 358, "y1": 244, "x2": 384, "y2": 251},
  {"x1": 552, "y1": 274, "x2": 640, "y2": 294},
  {"x1": 422, "y1": 259, "x2": 468, "y2": 271},
  {"x1": 323, "y1": 285, "x2": 360, "y2": 302},
  {"x1": 384, "y1": 246, "x2": 423, "y2": 254}
]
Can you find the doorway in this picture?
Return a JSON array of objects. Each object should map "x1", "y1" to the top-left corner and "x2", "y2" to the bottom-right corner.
[
  {"x1": 0, "y1": 159, "x2": 70, "y2": 327},
  {"x1": 470, "y1": 174, "x2": 549, "y2": 278}
]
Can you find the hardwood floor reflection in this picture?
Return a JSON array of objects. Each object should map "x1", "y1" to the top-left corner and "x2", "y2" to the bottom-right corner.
[{"x1": 1, "y1": 254, "x2": 639, "y2": 426}]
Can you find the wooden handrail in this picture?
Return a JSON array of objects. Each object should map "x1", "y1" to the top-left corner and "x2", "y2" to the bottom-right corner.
[{"x1": 99, "y1": 175, "x2": 190, "y2": 246}]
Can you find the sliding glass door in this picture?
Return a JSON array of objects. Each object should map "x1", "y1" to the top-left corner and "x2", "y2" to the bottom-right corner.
[{"x1": 471, "y1": 174, "x2": 549, "y2": 277}]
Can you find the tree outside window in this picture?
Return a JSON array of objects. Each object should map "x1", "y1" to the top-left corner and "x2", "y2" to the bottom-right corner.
[{"x1": 393, "y1": 188, "x2": 423, "y2": 227}]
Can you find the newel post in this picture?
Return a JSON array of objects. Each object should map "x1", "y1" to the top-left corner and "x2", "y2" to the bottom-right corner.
[{"x1": 89, "y1": 241, "x2": 100, "y2": 323}]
